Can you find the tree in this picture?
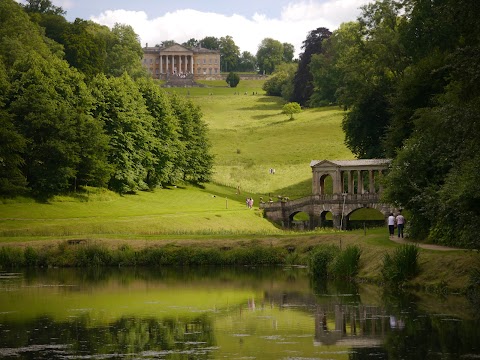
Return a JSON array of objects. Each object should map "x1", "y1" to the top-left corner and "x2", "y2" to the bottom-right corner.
[
  {"x1": 226, "y1": 72, "x2": 240, "y2": 87},
  {"x1": 22, "y1": 0, "x2": 65, "y2": 15},
  {"x1": 62, "y1": 19, "x2": 111, "y2": 78},
  {"x1": 199, "y1": 36, "x2": 220, "y2": 50},
  {"x1": 0, "y1": 62, "x2": 26, "y2": 196},
  {"x1": 136, "y1": 78, "x2": 182, "y2": 187},
  {"x1": 256, "y1": 38, "x2": 284, "y2": 74},
  {"x1": 90, "y1": 73, "x2": 155, "y2": 193},
  {"x1": 282, "y1": 102, "x2": 302, "y2": 120},
  {"x1": 237, "y1": 51, "x2": 257, "y2": 72},
  {"x1": 262, "y1": 63, "x2": 297, "y2": 99},
  {"x1": 105, "y1": 23, "x2": 145, "y2": 78},
  {"x1": 169, "y1": 94, "x2": 213, "y2": 183},
  {"x1": 183, "y1": 38, "x2": 198, "y2": 48},
  {"x1": 282, "y1": 42, "x2": 295, "y2": 62},
  {"x1": 291, "y1": 27, "x2": 331, "y2": 106},
  {"x1": 219, "y1": 35, "x2": 240, "y2": 72},
  {"x1": 161, "y1": 40, "x2": 175, "y2": 47}
]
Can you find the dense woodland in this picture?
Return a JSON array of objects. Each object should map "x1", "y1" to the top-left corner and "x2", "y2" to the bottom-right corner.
[
  {"x1": 1, "y1": 0, "x2": 479, "y2": 249},
  {"x1": 0, "y1": 0, "x2": 213, "y2": 198}
]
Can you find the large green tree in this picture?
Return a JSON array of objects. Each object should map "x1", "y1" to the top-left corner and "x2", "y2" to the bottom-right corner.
[
  {"x1": 90, "y1": 74, "x2": 155, "y2": 193},
  {"x1": 169, "y1": 94, "x2": 213, "y2": 183},
  {"x1": 199, "y1": 36, "x2": 220, "y2": 50},
  {"x1": 256, "y1": 38, "x2": 285, "y2": 74},
  {"x1": 136, "y1": 78, "x2": 182, "y2": 187},
  {"x1": 219, "y1": 35, "x2": 240, "y2": 72},
  {"x1": 237, "y1": 51, "x2": 257, "y2": 72},
  {"x1": 262, "y1": 63, "x2": 297, "y2": 100}
]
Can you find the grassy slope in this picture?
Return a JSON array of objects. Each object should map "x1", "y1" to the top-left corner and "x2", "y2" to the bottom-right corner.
[{"x1": 0, "y1": 79, "x2": 476, "y2": 290}]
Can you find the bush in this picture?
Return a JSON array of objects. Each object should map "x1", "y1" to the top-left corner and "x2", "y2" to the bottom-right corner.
[
  {"x1": 381, "y1": 244, "x2": 419, "y2": 285},
  {"x1": 226, "y1": 72, "x2": 240, "y2": 87}
]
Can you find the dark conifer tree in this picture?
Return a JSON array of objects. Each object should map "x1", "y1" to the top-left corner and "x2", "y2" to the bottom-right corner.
[{"x1": 291, "y1": 27, "x2": 331, "y2": 106}]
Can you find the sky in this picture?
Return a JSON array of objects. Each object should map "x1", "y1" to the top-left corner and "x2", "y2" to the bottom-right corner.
[{"x1": 17, "y1": 0, "x2": 373, "y2": 58}]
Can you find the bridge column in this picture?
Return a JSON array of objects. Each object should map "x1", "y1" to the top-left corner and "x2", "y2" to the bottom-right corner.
[
  {"x1": 309, "y1": 213, "x2": 320, "y2": 230},
  {"x1": 357, "y1": 170, "x2": 364, "y2": 194},
  {"x1": 369, "y1": 170, "x2": 375, "y2": 193},
  {"x1": 347, "y1": 171, "x2": 354, "y2": 194},
  {"x1": 333, "y1": 212, "x2": 344, "y2": 230}
]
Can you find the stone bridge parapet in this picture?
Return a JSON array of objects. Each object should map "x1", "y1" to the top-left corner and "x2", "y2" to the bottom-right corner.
[{"x1": 260, "y1": 159, "x2": 394, "y2": 229}]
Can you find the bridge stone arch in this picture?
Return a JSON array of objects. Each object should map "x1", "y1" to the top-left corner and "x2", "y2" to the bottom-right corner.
[{"x1": 261, "y1": 159, "x2": 395, "y2": 230}]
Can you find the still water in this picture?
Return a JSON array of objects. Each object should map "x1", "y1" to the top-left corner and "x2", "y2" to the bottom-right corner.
[{"x1": 0, "y1": 267, "x2": 478, "y2": 359}]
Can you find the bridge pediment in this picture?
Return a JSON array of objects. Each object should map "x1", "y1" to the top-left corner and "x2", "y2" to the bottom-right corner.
[{"x1": 310, "y1": 160, "x2": 339, "y2": 169}]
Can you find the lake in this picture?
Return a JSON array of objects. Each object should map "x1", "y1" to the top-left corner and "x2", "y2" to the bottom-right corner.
[{"x1": 0, "y1": 267, "x2": 478, "y2": 359}]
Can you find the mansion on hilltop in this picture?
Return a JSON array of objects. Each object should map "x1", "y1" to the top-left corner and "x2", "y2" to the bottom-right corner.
[{"x1": 142, "y1": 43, "x2": 221, "y2": 80}]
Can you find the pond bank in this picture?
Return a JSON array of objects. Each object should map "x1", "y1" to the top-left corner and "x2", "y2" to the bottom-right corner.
[{"x1": 0, "y1": 230, "x2": 478, "y2": 293}]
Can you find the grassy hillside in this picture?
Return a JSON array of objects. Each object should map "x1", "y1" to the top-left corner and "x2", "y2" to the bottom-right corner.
[{"x1": 167, "y1": 80, "x2": 352, "y2": 197}]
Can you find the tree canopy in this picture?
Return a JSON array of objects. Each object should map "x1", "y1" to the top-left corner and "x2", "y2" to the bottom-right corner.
[
  {"x1": 256, "y1": 38, "x2": 294, "y2": 74},
  {"x1": 0, "y1": 0, "x2": 213, "y2": 198}
]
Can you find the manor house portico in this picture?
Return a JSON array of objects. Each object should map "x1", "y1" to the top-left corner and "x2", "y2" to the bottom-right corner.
[{"x1": 142, "y1": 43, "x2": 221, "y2": 80}]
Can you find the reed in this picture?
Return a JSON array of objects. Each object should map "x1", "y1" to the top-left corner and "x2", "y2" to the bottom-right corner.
[
  {"x1": 0, "y1": 242, "x2": 288, "y2": 268},
  {"x1": 381, "y1": 244, "x2": 419, "y2": 285},
  {"x1": 331, "y1": 245, "x2": 362, "y2": 279},
  {"x1": 308, "y1": 245, "x2": 338, "y2": 279}
]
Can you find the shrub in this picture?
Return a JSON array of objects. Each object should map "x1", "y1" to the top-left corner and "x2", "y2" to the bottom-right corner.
[
  {"x1": 381, "y1": 244, "x2": 419, "y2": 285},
  {"x1": 332, "y1": 245, "x2": 362, "y2": 279},
  {"x1": 226, "y1": 72, "x2": 240, "y2": 87}
]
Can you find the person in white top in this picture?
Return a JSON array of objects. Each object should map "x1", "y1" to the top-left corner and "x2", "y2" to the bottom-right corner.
[
  {"x1": 388, "y1": 213, "x2": 395, "y2": 237},
  {"x1": 396, "y1": 211, "x2": 405, "y2": 238}
]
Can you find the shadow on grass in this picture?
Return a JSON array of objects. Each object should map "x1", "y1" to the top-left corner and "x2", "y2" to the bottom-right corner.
[
  {"x1": 264, "y1": 178, "x2": 312, "y2": 200},
  {"x1": 239, "y1": 97, "x2": 285, "y2": 111}
]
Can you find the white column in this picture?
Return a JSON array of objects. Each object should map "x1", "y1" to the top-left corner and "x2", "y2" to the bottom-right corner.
[
  {"x1": 190, "y1": 55, "x2": 194, "y2": 73},
  {"x1": 160, "y1": 55, "x2": 163, "y2": 74}
]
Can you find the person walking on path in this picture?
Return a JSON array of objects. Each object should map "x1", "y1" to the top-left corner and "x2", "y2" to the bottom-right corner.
[
  {"x1": 396, "y1": 211, "x2": 405, "y2": 238},
  {"x1": 388, "y1": 213, "x2": 395, "y2": 237}
]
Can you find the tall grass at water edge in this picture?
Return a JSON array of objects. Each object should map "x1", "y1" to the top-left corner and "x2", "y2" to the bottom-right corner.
[
  {"x1": 0, "y1": 242, "x2": 292, "y2": 268},
  {"x1": 308, "y1": 245, "x2": 362, "y2": 281},
  {"x1": 381, "y1": 244, "x2": 419, "y2": 286}
]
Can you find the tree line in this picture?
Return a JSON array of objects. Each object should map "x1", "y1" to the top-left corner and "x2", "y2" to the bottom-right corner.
[
  {"x1": 0, "y1": 0, "x2": 213, "y2": 199},
  {"x1": 265, "y1": 0, "x2": 480, "y2": 249},
  {"x1": 156, "y1": 36, "x2": 296, "y2": 75}
]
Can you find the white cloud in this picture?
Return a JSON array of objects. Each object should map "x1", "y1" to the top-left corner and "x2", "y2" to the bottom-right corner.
[{"x1": 90, "y1": 0, "x2": 371, "y2": 58}]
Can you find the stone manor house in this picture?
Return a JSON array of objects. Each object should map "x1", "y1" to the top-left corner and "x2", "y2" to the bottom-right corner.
[{"x1": 142, "y1": 43, "x2": 221, "y2": 80}]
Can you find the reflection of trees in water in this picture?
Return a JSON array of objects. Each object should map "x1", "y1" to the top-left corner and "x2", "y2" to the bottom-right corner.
[{"x1": 0, "y1": 314, "x2": 216, "y2": 359}]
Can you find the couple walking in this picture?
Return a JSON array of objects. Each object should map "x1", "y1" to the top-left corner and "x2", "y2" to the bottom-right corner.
[
  {"x1": 246, "y1": 197, "x2": 254, "y2": 209},
  {"x1": 388, "y1": 211, "x2": 405, "y2": 238}
]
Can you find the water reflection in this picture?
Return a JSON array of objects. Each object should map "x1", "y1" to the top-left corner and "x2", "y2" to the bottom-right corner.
[{"x1": 0, "y1": 267, "x2": 478, "y2": 359}]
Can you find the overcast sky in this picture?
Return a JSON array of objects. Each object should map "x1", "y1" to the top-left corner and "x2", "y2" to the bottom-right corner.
[{"x1": 17, "y1": 0, "x2": 373, "y2": 57}]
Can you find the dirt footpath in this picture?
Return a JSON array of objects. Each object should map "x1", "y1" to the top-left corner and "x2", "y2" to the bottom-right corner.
[{"x1": 389, "y1": 235, "x2": 463, "y2": 251}]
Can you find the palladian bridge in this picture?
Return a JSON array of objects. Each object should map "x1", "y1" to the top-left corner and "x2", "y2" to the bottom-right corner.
[{"x1": 260, "y1": 159, "x2": 393, "y2": 230}]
